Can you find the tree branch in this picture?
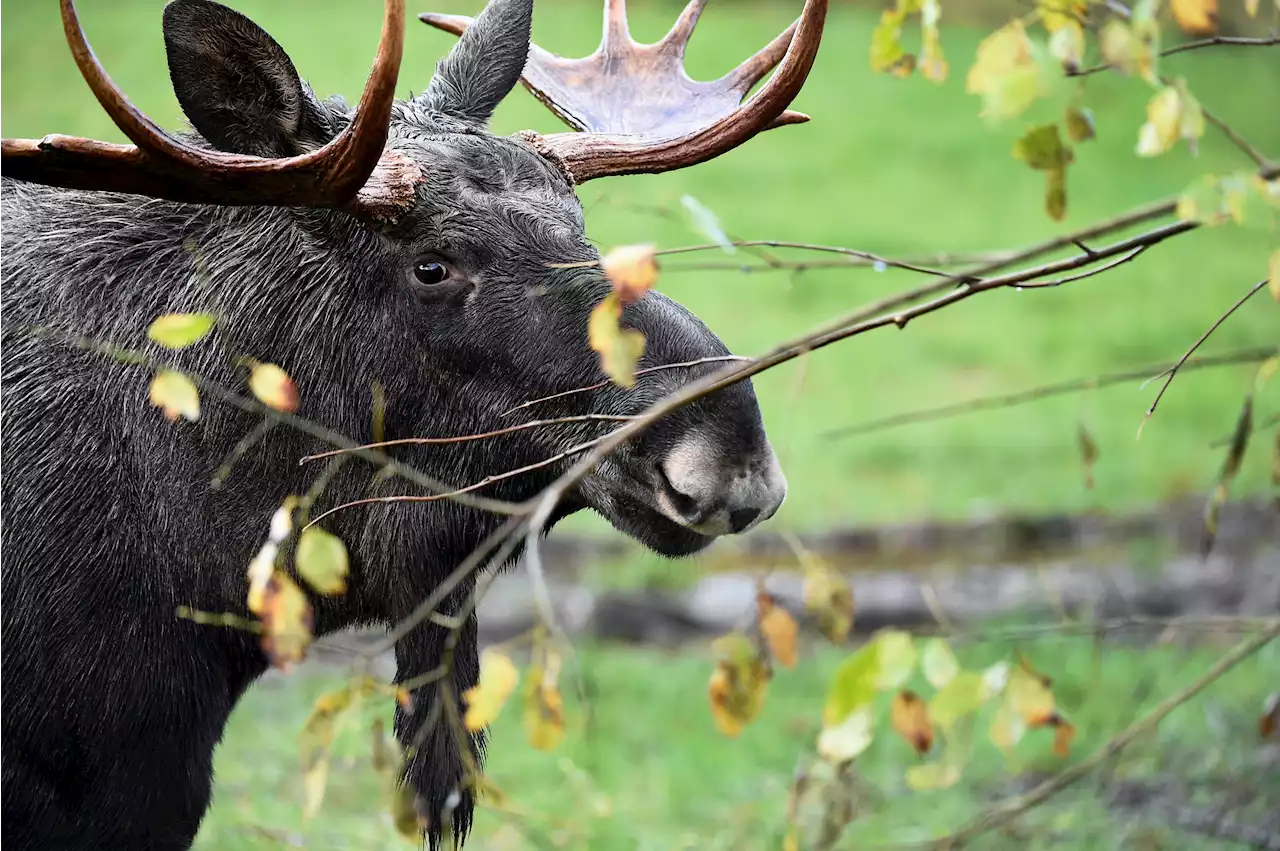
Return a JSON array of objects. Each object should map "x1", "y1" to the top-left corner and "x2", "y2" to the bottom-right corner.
[{"x1": 1069, "y1": 35, "x2": 1280, "y2": 78}]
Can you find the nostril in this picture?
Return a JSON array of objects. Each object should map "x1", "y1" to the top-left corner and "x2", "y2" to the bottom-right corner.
[{"x1": 729, "y1": 507, "x2": 761, "y2": 533}]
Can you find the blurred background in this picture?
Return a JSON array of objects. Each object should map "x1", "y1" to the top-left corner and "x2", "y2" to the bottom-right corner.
[{"x1": 4, "y1": 1, "x2": 1278, "y2": 848}]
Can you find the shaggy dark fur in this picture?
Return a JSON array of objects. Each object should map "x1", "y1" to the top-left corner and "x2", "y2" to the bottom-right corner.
[{"x1": 0, "y1": 1, "x2": 777, "y2": 849}]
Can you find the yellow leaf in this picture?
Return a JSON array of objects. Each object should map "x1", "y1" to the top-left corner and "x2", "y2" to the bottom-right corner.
[
  {"x1": 1064, "y1": 106, "x2": 1095, "y2": 142},
  {"x1": 248, "y1": 362, "x2": 300, "y2": 413},
  {"x1": 295, "y1": 526, "x2": 349, "y2": 596},
  {"x1": 298, "y1": 682, "x2": 362, "y2": 818},
  {"x1": 524, "y1": 658, "x2": 566, "y2": 751},
  {"x1": 1245, "y1": 0, "x2": 1259, "y2": 15},
  {"x1": 1049, "y1": 21, "x2": 1084, "y2": 72},
  {"x1": 870, "y1": 8, "x2": 908, "y2": 73},
  {"x1": 149, "y1": 369, "x2": 200, "y2": 422},
  {"x1": 1100, "y1": 19, "x2": 1156, "y2": 80},
  {"x1": 966, "y1": 20, "x2": 1048, "y2": 120},
  {"x1": 147, "y1": 312, "x2": 216, "y2": 349},
  {"x1": 246, "y1": 542, "x2": 278, "y2": 616},
  {"x1": 259, "y1": 570, "x2": 313, "y2": 670},
  {"x1": 587, "y1": 293, "x2": 646, "y2": 389},
  {"x1": 801, "y1": 553, "x2": 855, "y2": 644},
  {"x1": 817, "y1": 705, "x2": 875, "y2": 763},
  {"x1": 1171, "y1": 0, "x2": 1218, "y2": 35},
  {"x1": 920, "y1": 0, "x2": 948, "y2": 82},
  {"x1": 1136, "y1": 85, "x2": 1183, "y2": 158},
  {"x1": 1038, "y1": 0, "x2": 1087, "y2": 32},
  {"x1": 757, "y1": 588, "x2": 799, "y2": 668},
  {"x1": 708, "y1": 632, "x2": 770, "y2": 737},
  {"x1": 989, "y1": 702, "x2": 1026, "y2": 753},
  {"x1": 905, "y1": 760, "x2": 961, "y2": 790},
  {"x1": 921, "y1": 638, "x2": 959, "y2": 689},
  {"x1": 874, "y1": 628, "x2": 917, "y2": 690},
  {"x1": 390, "y1": 782, "x2": 422, "y2": 839},
  {"x1": 1269, "y1": 249, "x2": 1280, "y2": 302},
  {"x1": 929, "y1": 672, "x2": 990, "y2": 730},
  {"x1": 463, "y1": 649, "x2": 520, "y2": 731},
  {"x1": 601, "y1": 244, "x2": 659, "y2": 305},
  {"x1": 1005, "y1": 658, "x2": 1056, "y2": 727},
  {"x1": 891, "y1": 689, "x2": 934, "y2": 755}
]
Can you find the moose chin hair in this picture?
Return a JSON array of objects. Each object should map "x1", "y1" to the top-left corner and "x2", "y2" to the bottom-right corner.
[{"x1": 591, "y1": 494, "x2": 718, "y2": 558}]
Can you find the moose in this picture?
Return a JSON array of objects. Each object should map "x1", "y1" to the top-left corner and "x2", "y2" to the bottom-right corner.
[{"x1": 0, "y1": 0, "x2": 826, "y2": 847}]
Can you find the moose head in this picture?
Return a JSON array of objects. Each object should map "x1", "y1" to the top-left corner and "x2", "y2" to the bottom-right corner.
[{"x1": 0, "y1": 0, "x2": 826, "y2": 846}]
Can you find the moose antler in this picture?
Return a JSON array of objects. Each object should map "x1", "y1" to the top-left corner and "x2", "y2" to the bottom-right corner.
[
  {"x1": 0, "y1": 0, "x2": 417, "y2": 222},
  {"x1": 420, "y1": 0, "x2": 828, "y2": 182}
]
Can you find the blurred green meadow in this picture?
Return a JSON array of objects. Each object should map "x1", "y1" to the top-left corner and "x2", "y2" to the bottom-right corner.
[{"x1": 4, "y1": 1, "x2": 1279, "y2": 849}]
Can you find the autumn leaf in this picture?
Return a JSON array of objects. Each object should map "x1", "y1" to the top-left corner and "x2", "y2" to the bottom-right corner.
[
  {"x1": 587, "y1": 292, "x2": 646, "y2": 389},
  {"x1": 990, "y1": 702, "x2": 1026, "y2": 753},
  {"x1": 1099, "y1": 19, "x2": 1157, "y2": 81},
  {"x1": 147, "y1": 312, "x2": 216, "y2": 350},
  {"x1": 921, "y1": 638, "x2": 959, "y2": 689},
  {"x1": 966, "y1": 20, "x2": 1050, "y2": 120},
  {"x1": 299, "y1": 682, "x2": 361, "y2": 819},
  {"x1": 905, "y1": 760, "x2": 961, "y2": 790},
  {"x1": 259, "y1": 570, "x2": 314, "y2": 670},
  {"x1": 1136, "y1": 82, "x2": 1202, "y2": 158},
  {"x1": 1261, "y1": 693, "x2": 1279, "y2": 739},
  {"x1": 757, "y1": 587, "x2": 799, "y2": 668},
  {"x1": 825, "y1": 643, "x2": 880, "y2": 729},
  {"x1": 1176, "y1": 172, "x2": 1254, "y2": 226},
  {"x1": 1171, "y1": 0, "x2": 1218, "y2": 36},
  {"x1": 870, "y1": 7, "x2": 911, "y2": 74},
  {"x1": 817, "y1": 705, "x2": 875, "y2": 763},
  {"x1": 1012, "y1": 123, "x2": 1075, "y2": 221},
  {"x1": 524, "y1": 654, "x2": 566, "y2": 751},
  {"x1": 463, "y1": 648, "x2": 520, "y2": 732},
  {"x1": 1005, "y1": 656, "x2": 1057, "y2": 727},
  {"x1": 1064, "y1": 106, "x2": 1096, "y2": 142},
  {"x1": 708, "y1": 632, "x2": 771, "y2": 737},
  {"x1": 1049, "y1": 714, "x2": 1077, "y2": 757},
  {"x1": 295, "y1": 526, "x2": 349, "y2": 596},
  {"x1": 248, "y1": 362, "x2": 300, "y2": 414},
  {"x1": 919, "y1": 0, "x2": 948, "y2": 82},
  {"x1": 874, "y1": 629, "x2": 917, "y2": 690},
  {"x1": 801, "y1": 553, "x2": 855, "y2": 644},
  {"x1": 246, "y1": 542, "x2": 278, "y2": 616},
  {"x1": 929, "y1": 671, "x2": 990, "y2": 730},
  {"x1": 1037, "y1": 0, "x2": 1087, "y2": 32},
  {"x1": 1268, "y1": 249, "x2": 1280, "y2": 302},
  {"x1": 1079, "y1": 421, "x2": 1099, "y2": 490},
  {"x1": 149, "y1": 369, "x2": 201, "y2": 422},
  {"x1": 1049, "y1": 21, "x2": 1084, "y2": 73},
  {"x1": 601, "y1": 243, "x2": 659, "y2": 305},
  {"x1": 891, "y1": 690, "x2": 934, "y2": 755}
]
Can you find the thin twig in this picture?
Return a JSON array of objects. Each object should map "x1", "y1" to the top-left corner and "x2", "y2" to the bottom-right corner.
[
  {"x1": 298, "y1": 415, "x2": 633, "y2": 464},
  {"x1": 821, "y1": 347, "x2": 1276, "y2": 441},
  {"x1": 1069, "y1": 34, "x2": 1280, "y2": 77},
  {"x1": 883, "y1": 620, "x2": 1279, "y2": 850},
  {"x1": 1141, "y1": 279, "x2": 1271, "y2": 435}
]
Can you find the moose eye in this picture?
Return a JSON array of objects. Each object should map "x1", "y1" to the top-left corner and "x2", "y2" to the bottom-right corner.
[{"x1": 413, "y1": 260, "x2": 450, "y2": 286}]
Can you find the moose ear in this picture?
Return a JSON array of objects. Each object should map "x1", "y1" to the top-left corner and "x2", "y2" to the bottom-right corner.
[
  {"x1": 418, "y1": 0, "x2": 533, "y2": 126},
  {"x1": 162, "y1": 0, "x2": 336, "y2": 157}
]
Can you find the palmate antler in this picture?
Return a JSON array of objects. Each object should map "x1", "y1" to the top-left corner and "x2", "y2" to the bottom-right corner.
[
  {"x1": 421, "y1": 0, "x2": 829, "y2": 182},
  {"x1": 0, "y1": 0, "x2": 417, "y2": 222}
]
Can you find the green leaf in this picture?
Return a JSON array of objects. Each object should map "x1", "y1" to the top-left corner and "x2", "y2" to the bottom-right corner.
[
  {"x1": 929, "y1": 671, "x2": 990, "y2": 729},
  {"x1": 921, "y1": 638, "x2": 959, "y2": 689},
  {"x1": 874, "y1": 629, "x2": 917, "y2": 690},
  {"x1": 1064, "y1": 106, "x2": 1095, "y2": 143},
  {"x1": 296, "y1": 526, "x2": 349, "y2": 596},
  {"x1": 1012, "y1": 123, "x2": 1073, "y2": 171},
  {"x1": 870, "y1": 8, "x2": 908, "y2": 73},
  {"x1": 824, "y1": 642, "x2": 880, "y2": 725},
  {"x1": 146, "y1": 313, "x2": 216, "y2": 350}
]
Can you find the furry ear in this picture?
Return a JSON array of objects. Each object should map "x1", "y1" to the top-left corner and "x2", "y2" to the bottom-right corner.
[
  {"x1": 417, "y1": 0, "x2": 533, "y2": 126},
  {"x1": 162, "y1": 0, "x2": 336, "y2": 157}
]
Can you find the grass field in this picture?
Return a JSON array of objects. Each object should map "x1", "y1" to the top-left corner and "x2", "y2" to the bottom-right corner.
[
  {"x1": 4, "y1": 3, "x2": 1278, "y2": 849},
  {"x1": 194, "y1": 630, "x2": 1279, "y2": 850}
]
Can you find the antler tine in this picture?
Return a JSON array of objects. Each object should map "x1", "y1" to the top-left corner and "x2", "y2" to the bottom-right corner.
[
  {"x1": 602, "y1": 0, "x2": 632, "y2": 53},
  {"x1": 2, "y1": 0, "x2": 415, "y2": 222},
  {"x1": 658, "y1": 0, "x2": 711, "y2": 57},
  {"x1": 542, "y1": 0, "x2": 828, "y2": 182},
  {"x1": 723, "y1": 19, "x2": 797, "y2": 94}
]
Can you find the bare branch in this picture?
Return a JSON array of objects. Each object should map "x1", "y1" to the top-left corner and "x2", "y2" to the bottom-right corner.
[
  {"x1": 1069, "y1": 35, "x2": 1280, "y2": 78},
  {"x1": 1141, "y1": 279, "x2": 1271, "y2": 434},
  {"x1": 822, "y1": 347, "x2": 1277, "y2": 441}
]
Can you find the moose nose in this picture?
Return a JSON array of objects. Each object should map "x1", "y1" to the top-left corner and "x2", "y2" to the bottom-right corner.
[{"x1": 656, "y1": 435, "x2": 787, "y2": 538}]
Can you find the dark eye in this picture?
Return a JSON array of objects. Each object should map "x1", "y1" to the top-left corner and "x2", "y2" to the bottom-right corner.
[{"x1": 413, "y1": 260, "x2": 450, "y2": 286}]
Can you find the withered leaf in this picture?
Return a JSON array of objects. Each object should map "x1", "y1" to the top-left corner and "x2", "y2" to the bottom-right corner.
[
  {"x1": 259, "y1": 570, "x2": 313, "y2": 670},
  {"x1": 587, "y1": 292, "x2": 646, "y2": 389},
  {"x1": 601, "y1": 243, "x2": 659, "y2": 305},
  {"x1": 248, "y1": 362, "x2": 300, "y2": 414},
  {"x1": 463, "y1": 648, "x2": 520, "y2": 732},
  {"x1": 891, "y1": 690, "x2": 934, "y2": 755},
  {"x1": 757, "y1": 587, "x2": 799, "y2": 668}
]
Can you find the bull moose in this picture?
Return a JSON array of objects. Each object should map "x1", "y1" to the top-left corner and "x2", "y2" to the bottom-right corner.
[{"x1": 0, "y1": 0, "x2": 826, "y2": 847}]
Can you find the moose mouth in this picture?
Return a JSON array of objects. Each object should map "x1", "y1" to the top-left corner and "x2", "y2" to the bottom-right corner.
[{"x1": 578, "y1": 460, "x2": 718, "y2": 558}]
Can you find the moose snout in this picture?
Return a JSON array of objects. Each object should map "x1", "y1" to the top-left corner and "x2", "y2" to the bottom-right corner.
[{"x1": 654, "y1": 432, "x2": 788, "y2": 538}]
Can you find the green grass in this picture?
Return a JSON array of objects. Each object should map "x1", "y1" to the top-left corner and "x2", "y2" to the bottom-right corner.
[
  {"x1": 194, "y1": 630, "x2": 1280, "y2": 850},
  {"x1": 3, "y1": 0, "x2": 1278, "y2": 535}
]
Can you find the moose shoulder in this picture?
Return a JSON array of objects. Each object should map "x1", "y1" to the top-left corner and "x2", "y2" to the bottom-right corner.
[{"x1": 0, "y1": 0, "x2": 825, "y2": 847}]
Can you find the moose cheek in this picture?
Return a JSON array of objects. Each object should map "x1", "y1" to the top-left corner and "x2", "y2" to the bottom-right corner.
[{"x1": 409, "y1": 279, "x2": 473, "y2": 308}]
